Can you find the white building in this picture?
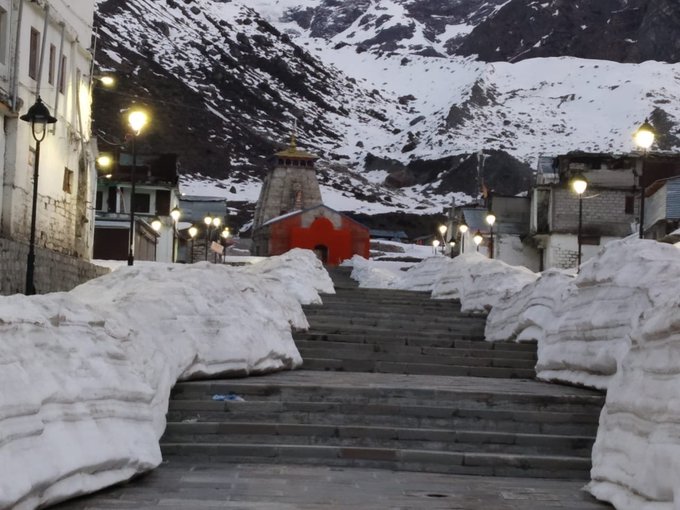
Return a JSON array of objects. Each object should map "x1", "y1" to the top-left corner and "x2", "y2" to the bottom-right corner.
[{"x1": 0, "y1": 0, "x2": 101, "y2": 294}]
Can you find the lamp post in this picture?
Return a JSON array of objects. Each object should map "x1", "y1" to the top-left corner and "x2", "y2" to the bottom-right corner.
[
  {"x1": 634, "y1": 119, "x2": 655, "y2": 239},
  {"x1": 203, "y1": 215, "x2": 213, "y2": 261},
  {"x1": 20, "y1": 96, "x2": 57, "y2": 295},
  {"x1": 485, "y1": 211, "x2": 496, "y2": 259},
  {"x1": 571, "y1": 175, "x2": 588, "y2": 269},
  {"x1": 473, "y1": 230, "x2": 483, "y2": 252},
  {"x1": 221, "y1": 227, "x2": 230, "y2": 263},
  {"x1": 188, "y1": 226, "x2": 198, "y2": 263},
  {"x1": 126, "y1": 108, "x2": 149, "y2": 266},
  {"x1": 150, "y1": 217, "x2": 162, "y2": 261},
  {"x1": 438, "y1": 224, "x2": 448, "y2": 255},
  {"x1": 449, "y1": 241, "x2": 456, "y2": 258},
  {"x1": 211, "y1": 216, "x2": 222, "y2": 263},
  {"x1": 432, "y1": 239, "x2": 440, "y2": 254},
  {"x1": 170, "y1": 206, "x2": 181, "y2": 262},
  {"x1": 458, "y1": 222, "x2": 468, "y2": 254}
]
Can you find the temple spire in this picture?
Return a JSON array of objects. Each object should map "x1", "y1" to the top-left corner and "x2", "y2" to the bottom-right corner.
[{"x1": 290, "y1": 120, "x2": 297, "y2": 151}]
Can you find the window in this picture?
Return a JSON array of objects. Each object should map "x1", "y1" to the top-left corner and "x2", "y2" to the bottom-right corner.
[
  {"x1": 0, "y1": 6, "x2": 8, "y2": 65},
  {"x1": 48, "y1": 44, "x2": 56, "y2": 84},
  {"x1": 62, "y1": 168, "x2": 74, "y2": 193},
  {"x1": 28, "y1": 28, "x2": 40, "y2": 79},
  {"x1": 625, "y1": 195, "x2": 635, "y2": 215},
  {"x1": 133, "y1": 193, "x2": 150, "y2": 213},
  {"x1": 95, "y1": 191, "x2": 103, "y2": 211},
  {"x1": 58, "y1": 55, "x2": 67, "y2": 93}
]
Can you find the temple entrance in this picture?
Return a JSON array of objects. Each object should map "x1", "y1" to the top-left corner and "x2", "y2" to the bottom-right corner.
[{"x1": 313, "y1": 244, "x2": 328, "y2": 263}]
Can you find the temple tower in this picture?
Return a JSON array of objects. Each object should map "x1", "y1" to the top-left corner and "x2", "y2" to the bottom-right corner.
[{"x1": 252, "y1": 135, "x2": 322, "y2": 230}]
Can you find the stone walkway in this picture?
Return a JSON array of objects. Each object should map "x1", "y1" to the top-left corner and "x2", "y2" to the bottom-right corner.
[{"x1": 53, "y1": 461, "x2": 609, "y2": 509}]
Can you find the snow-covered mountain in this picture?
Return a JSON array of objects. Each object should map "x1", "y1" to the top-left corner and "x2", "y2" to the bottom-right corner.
[{"x1": 92, "y1": 0, "x2": 680, "y2": 219}]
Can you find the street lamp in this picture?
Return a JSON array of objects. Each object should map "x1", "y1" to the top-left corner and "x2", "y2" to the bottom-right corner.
[
  {"x1": 458, "y1": 221, "x2": 468, "y2": 254},
  {"x1": 449, "y1": 241, "x2": 456, "y2": 258},
  {"x1": 571, "y1": 174, "x2": 588, "y2": 269},
  {"x1": 432, "y1": 239, "x2": 440, "y2": 254},
  {"x1": 126, "y1": 108, "x2": 149, "y2": 266},
  {"x1": 473, "y1": 230, "x2": 483, "y2": 252},
  {"x1": 150, "y1": 217, "x2": 162, "y2": 261},
  {"x1": 188, "y1": 226, "x2": 198, "y2": 263},
  {"x1": 485, "y1": 211, "x2": 496, "y2": 259},
  {"x1": 438, "y1": 224, "x2": 448, "y2": 255},
  {"x1": 634, "y1": 119, "x2": 655, "y2": 239},
  {"x1": 170, "y1": 206, "x2": 181, "y2": 263},
  {"x1": 20, "y1": 96, "x2": 57, "y2": 295},
  {"x1": 203, "y1": 215, "x2": 213, "y2": 261}
]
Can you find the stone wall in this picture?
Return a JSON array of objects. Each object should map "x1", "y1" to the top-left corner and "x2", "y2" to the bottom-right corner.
[
  {"x1": 552, "y1": 188, "x2": 637, "y2": 237},
  {"x1": 0, "y1": 238, "x2": 109, "y2": 296}
]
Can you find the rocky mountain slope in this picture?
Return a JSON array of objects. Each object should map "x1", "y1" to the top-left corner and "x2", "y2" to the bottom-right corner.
[{"x1": 92, "y1": 0, "x2": 680, "y2": 218}]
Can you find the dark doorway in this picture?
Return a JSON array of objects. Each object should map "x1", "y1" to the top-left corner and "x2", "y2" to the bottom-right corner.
[{"x1": 313, "y1": 244, "x2": 328, "y2": 263}]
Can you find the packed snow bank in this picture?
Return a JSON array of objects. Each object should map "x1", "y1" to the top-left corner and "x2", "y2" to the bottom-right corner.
[
  {"x1": 589, "y1": 296, "x2": 680, "y2": 509},
  {"x1": 431, "y1": 253, "x2": 538, "y2": 312},
  {"x1": 485, "y1": 269, "x2": 574, "y2": 344},
  {"x1": 536, "y1": 239, "x2": 680, "y2": 389},
  {"x1": 348, "y1": 253, "x2": 537, "y2": 312},
  {"x1": 0, "y1": 250, "x2": 326, "y2": 509}
]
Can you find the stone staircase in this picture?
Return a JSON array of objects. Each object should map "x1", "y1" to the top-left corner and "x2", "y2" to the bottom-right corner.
[{"x1": 161, "y1": 265, "x2": 604, "y2": 479}]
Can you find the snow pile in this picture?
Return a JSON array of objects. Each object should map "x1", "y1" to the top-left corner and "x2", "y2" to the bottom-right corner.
[
  {"x1": 536, "y1": 239, "x2": 680, "y2": 389},
  {"x1": 0, "y1": 250, "x2": 326, "y2": 509},
  {"x1": 348, "y1": 255, "x2": 400, "y2": 288},
  {"x1": 243, "y1": 248, "x2": 335, "y2": 304},
  {"x1": 589, "y1": 296, "x2": 680, "y2": 509},
  {"x1": 485, "y1": 269, "x2": 574, "y2": 343},
  {"x1": 392, "y1": 256, "x2": 453, "y2": 292},
  {"x1": 431, "y1": 253, "x2": 538, "y2": 312}
]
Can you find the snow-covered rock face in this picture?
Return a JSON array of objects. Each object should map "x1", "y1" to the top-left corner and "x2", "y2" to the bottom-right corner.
[
  {"x1": 93, "y1": 0, "x2": 680, "y2": 217},
  {"x1": 589, "y1": 296, "x2": 680, "y2": 510},
  {"x1": 0, "y1": 250, "x2": 327, "y2": 509}
]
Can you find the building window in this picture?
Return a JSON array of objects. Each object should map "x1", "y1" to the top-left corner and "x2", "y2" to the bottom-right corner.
[
  {"x1": 625, "y1": 195, "x2": 635, "y2": 214},
  {"x1": 63, "y1": 168, "x2": 74, "y2": 193},
  {"x1": 48, "y1": 44, "x2": 56, "y2": 84},
  {"x1": 58, "y1": 55, "x2": 67, "y2": 93},
  {"x1": 28, "y1": 28, "x2": 40, "y2": 79},
  {"x1": 95, "y1": 191, "x2": 103, "y2": 211},
  {"x1": 133, "y1": 193, "x2": 150, "y2": 213}
]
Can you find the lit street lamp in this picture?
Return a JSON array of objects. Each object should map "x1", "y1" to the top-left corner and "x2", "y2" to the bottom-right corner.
[
  {"x1": 432, "y1": 239, "x2": 440, "y2": 254},
  {"x1": 634, "y1": 119, "x2": 655, "y2": 239},
  {"x1": 485, "y1": 211, "x2": 496, "y2": 259},
  {"x1": 458, "y1": 221, "x2": 468, "y2": 254},
  {"x1": 170, "y1": 206, "x2": 181, "y2": 262},
  {"x1": 188, "y1": 226, "x2": 198, "y2": 263},
  {"x1": 438, "y1": 224, "x2": 448, "y2": 255},
  {"x1": 20, "y1": 96, "x2": 57, "y2": 295},
  {"x1": 571, "y1": 175, "x2": 588, "y2": 269},
  {"x1": 127, "y1": 108, "x2": 149, "y2": 266},
  {"x1": 150, "y1": 217, "x2": 162, "y2": 261},
  {"x1": 203, "y1": 215, "x2": 213, "y2": 261},
  {"x1": 473, "y1": 230, "x2": 483, "y2": 252},
  {"x1": 449, "y1": 241, "x2": 456, "y2": 258}
]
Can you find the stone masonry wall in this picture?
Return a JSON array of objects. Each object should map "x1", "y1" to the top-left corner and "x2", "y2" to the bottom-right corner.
[
  {"x1": 0, "y1": 238, "x2": 109, "y2": 296},
  {"x1": 552, "y1": 188, "x2": 637, "y2": 237}
]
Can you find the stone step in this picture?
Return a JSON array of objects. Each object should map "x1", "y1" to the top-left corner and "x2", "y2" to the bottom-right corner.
[
  {"x1": 299, "y1": 357, "x2": 536, "y2": 379},
  {"x1": 303, "y1": 316, "x2": 486, "y2": 332},
  {"x1": 313, "y1": 297, "x2": 468, "y2": 310},
  {"x1": 296, "y1": 345, "x2": 536, "y2": 368},
  {"x1": 294, "y1": 339, "x2": 537, "y2": 358},
  {"x1": 160, "y1": 443, "x2": 592, "y2": 479},
  {"x1": 302, "y1": 307, "x2": 481, "y2": 321},
  {"x1": 166, "y1": 401, "x2": 599, "y2": 436},
  {"x1": 294, "y1": 332, "x2": 529, "y2": 349},
  {"x1": 161, "y1": 422, "x2": 594, "y2": 457},
  {"x1": 169, "y1": 378, "x2": 603, "y2": 413}
]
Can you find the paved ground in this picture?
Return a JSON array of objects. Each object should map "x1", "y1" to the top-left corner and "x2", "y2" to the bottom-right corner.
[{"x1": 53, "y1": 461, "x2": 611, "y2": 510}]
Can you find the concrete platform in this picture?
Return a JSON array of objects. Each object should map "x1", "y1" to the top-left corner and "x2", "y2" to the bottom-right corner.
[{"x1": 52, "y1": 461, "x2": 611, "y2": 509}]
